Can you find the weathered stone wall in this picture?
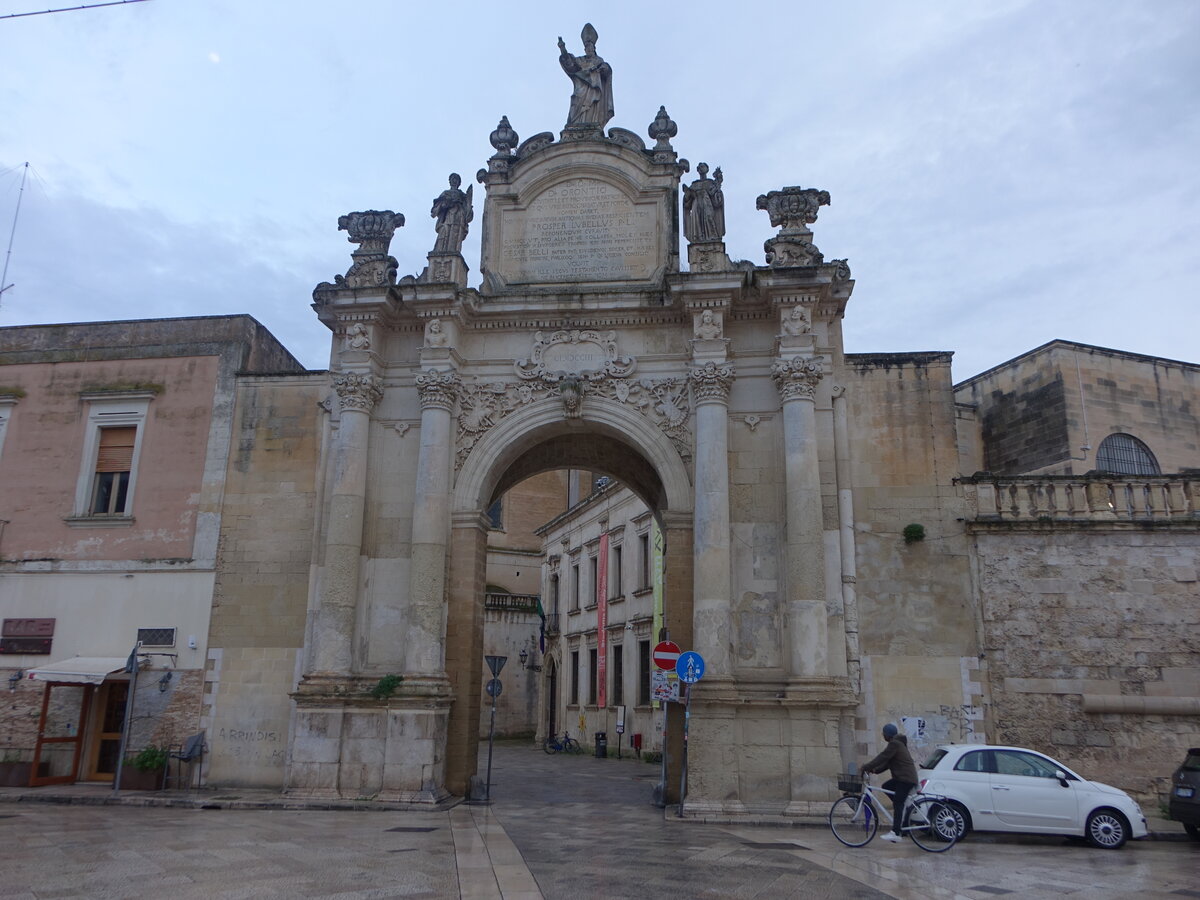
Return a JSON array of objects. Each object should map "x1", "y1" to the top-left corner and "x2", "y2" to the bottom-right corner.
[
  {"x1": 206, "y1": 373, "x2": 325, "y2": 787},
  {"x1": 478, "y1": 607, "x2": 541, "y2": 738},
  {"x1": 955, "y1": 341, "x2": 1200, "y2": 476},
  {"x1": 973, "y1": 526, "x2": 1200, "y2": 803},
  {"x1": 843, "y1": 353, "x2": 983, "y2": 757}
]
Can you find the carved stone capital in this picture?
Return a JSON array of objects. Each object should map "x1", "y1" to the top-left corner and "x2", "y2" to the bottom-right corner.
[
  {"x1": 772, "y1": 356, "x2": 824, "y2": 402},
  {"x1": 332, "y1": 372, "x2": 384, "y2": 413},
  {"x1": 415, "y1": 370, "x2": 461, "y2": 411},
  {"x1": 688, "y1": 361, "x2": 735, "y2": 404}
]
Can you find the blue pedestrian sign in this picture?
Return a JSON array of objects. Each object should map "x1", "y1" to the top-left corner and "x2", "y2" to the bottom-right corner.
[{"x1": 676, "y1": 651, "x2": 705, "y2": 683}]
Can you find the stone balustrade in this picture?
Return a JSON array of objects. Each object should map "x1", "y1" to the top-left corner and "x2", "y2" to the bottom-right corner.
[
  {"x1": 959, "y1": 473, "x2": 1197, "y2": 522},
  {"x1": 483, "y1": 592, "x2": 541, "y2": 614}
]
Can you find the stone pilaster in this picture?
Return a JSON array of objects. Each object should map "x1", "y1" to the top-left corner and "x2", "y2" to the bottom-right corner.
[
  {"x1": 407, "y1": 368, "x2": 462, "y2": 677},
  {"x1": 307, "y1": 371, "x2": 382, "y2": 676},
  {"x1": 772, "y1": 355, "x2": 828, "y2": 679},
  {"x1": 831, "y1": 385, "x2": 861, "y2": 692},
  {"x1": 687, "y1": 361, "x2": 735, "y2": 679}
]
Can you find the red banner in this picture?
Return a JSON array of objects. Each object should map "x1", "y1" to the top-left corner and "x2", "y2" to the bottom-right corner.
[{"x1": 597, "y1": 533, "x2": 608, "y2": 708}]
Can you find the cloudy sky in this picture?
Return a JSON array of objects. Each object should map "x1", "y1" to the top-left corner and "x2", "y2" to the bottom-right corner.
[{"x1": 1, "y1": 0, "x2": 1196, "y2": 378}]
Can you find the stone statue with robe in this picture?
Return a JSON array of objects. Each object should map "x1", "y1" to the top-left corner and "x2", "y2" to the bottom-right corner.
[
  {"x1": 558, "y1": 24, "x2": 614, "y2": 130},
  {"x1": 430, "y1": 173, "x2": 473, "y2": 254},
  {"x1": 683, "y1": 163, "x2": 726, "y2": 244}
]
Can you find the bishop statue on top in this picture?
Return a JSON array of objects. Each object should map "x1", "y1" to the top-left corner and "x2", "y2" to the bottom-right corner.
[{"x1": 558, "y1": 23, "x2": 614, "y2": 130}]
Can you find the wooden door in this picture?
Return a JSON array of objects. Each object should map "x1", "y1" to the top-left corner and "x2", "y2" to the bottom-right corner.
[
  {"x1": 30, "y1": 682, "x2": 92, "y2": 786},
  {"x1": 85, "y1": 681, "x2": 128, "y2": 781}
]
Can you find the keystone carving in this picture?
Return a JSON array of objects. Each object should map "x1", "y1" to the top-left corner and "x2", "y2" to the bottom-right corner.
[
  {"x1": 772, "y1": 356, "x2": 825, "y2": 402},
  {"x1": 332, "y1": 372, "x2": 383, "y2": 413}
]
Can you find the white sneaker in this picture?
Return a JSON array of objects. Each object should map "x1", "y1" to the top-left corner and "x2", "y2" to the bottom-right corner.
[{"x1": 879, "y1": 832, "x2": 902, "y2": 843}]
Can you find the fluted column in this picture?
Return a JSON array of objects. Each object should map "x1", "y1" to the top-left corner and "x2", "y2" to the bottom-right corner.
[
  {"x1": 308, "y1": 371, "x2": 382, "y2": 676},
  {"x1": 687, "y1": 361, "x2": 735, "y2": 677},
  {"x1": 407, "y1": 369, "x2": 461, "y2": 676},
  {"x1": 772, "y1": 356, "x2": 828, "y2": 678}
]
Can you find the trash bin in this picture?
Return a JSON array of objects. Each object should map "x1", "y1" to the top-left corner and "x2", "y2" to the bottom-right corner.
[
  {"x1": 631, "y1": 733, "x2": 643, "y2": 752},
  {"x1": 594, "y1": 732, "x2": 608, "y2": 759}
]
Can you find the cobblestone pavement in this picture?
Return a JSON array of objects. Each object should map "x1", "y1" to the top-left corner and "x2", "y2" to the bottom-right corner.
[{"x1": 1, "y1": 741, "x2": 1197, "y2": 899}]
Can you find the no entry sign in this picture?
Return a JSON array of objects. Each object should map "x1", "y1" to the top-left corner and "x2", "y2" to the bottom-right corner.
[{"x1": 653, "y1": 640, "x2": 681, "y2": 670}]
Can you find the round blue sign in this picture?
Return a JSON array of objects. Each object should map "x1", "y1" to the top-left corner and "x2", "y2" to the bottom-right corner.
[{"x1": 676, "y1": 651, "x2": 705, "y2": 683}]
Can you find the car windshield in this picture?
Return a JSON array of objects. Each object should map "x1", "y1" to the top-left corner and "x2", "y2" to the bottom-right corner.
[
  {"x1": 1183, "y1": 751, "x2": 1200, "y2": 772},
  {"x1": 922, "y1": 748, "x2": 948, "y2": 769}
]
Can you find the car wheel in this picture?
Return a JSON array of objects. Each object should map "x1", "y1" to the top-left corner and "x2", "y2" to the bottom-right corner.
[
  {"x1": 1185, "y1": 823, "x2": 1199, "y2": 841},
  {"x1": 945, "y1": 801, "x2": 972, "y2": 841},
  {"x1": 1085, "y1": 809, "x2": 1128, "y2": 849}
]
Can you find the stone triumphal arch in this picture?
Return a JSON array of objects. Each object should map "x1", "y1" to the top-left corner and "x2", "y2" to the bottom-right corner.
[{"x1": 290, "y1": 25, "x2": 858, "y2": 816}]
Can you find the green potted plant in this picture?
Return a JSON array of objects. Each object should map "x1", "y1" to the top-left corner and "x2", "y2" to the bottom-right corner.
[{"x1": 119, "y1": 745, "x2": 169, "y2": 790}]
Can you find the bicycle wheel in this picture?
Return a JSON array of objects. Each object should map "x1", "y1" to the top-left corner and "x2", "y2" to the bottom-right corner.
[
  {"x1": 564, "y1": 737, "x2": 582, "y2": 754},
  {"x1": 829, "y1": 795, "x2": 878, "y2": 847},
  {"x1": 907, "y1": 798, "x2": 959, "y2": 853},
  {"x1": 542, "y1": 737, "x2": 557, "y2": 754}
]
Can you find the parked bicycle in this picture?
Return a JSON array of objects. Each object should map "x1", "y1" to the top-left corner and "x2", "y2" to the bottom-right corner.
[
  {"x1": 542, "y1": 732, "x2": 583, "y2": 754},
  {"x1": 829, "y1": 772, "x2": 959, "y2": 852}
]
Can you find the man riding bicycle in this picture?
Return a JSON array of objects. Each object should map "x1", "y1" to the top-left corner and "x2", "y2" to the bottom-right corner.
[{"x1": 862, "y1": 722, "x2": 918, "y2": 843}]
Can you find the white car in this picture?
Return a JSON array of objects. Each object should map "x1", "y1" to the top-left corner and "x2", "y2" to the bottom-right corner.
[{"x1": 919, "y1": 744, "x2": 1147, "y2": 849}]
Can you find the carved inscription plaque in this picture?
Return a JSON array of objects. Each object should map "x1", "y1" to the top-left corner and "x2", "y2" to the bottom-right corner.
[{"x1": 499, "y1": 178, "x2": 659, "y2": 283}]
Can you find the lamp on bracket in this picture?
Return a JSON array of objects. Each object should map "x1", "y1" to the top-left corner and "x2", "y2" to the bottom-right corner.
[{"x1": 518, "y1": 648, "x2": 542, "y2": 672}]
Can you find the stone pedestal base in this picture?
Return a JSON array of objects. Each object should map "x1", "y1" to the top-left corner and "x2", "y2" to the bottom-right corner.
[
  {"x1": 286, "y1": 677, "x2": 452, "y2": 804},
  {"x1": 420, "y1": 252, "x2": 468, "y2": 288},
  {"x1": 687, "y1": 242, "x2": 731, "y2": 273},
  {"x1": 679, "y1": 680, "x2": 856, "y2": 819}
]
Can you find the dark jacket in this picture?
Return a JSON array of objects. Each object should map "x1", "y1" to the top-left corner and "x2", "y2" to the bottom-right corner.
[{"x1": 864, "y1": 735, "x2": 918, "y2": 785}]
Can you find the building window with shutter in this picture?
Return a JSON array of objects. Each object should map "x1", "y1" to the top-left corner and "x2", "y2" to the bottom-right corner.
[
  {"x1": 92, "y1": 426, "x2": 135, "y2": 515},
  {"x1": 70, "y1": 392, "x2": 153, "y2": 522}
]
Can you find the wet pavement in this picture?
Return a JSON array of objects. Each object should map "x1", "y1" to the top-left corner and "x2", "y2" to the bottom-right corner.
[{"x1": 0, "y1": 741, "x2": 1197, "y2": 898}]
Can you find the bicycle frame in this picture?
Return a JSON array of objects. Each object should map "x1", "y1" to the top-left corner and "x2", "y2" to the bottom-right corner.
[{"x1": 844, "y1": 777, "x2": 921, "y2": 830}]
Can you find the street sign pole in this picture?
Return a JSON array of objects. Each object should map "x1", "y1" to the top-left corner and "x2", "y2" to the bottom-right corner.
[
  {"x1": 483, "y1": 656, "x2": 507, "y2": 804},
  {"x1": 673, "y1": 650, "x2": 705, "y2": 818},
  {"x1": 677, "y1": 682, "x2": 690, "y2": 818}
]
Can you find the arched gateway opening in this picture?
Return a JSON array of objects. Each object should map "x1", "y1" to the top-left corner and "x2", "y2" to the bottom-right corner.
[
  {"x1": 448, "y1": 398, "x2": 695, "y2": 799},
  {"x1": 284, "y1": 24, "x2": 861, "y2": 819}
]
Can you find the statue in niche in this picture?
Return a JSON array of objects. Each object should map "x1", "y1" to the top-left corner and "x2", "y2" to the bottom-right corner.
[
  {"x1": 430, "y1": 173, "x2": 473, "y2": 254},
  {"x1": 695, "y1": 309, "x2": 723, "y2": 340},
  {"x1": 683, "y1": 163, "x2": 725, "y2": 244},
  {"x1": 425, "y1": 318, "x2": 449, "y2": 348},
  {"x1": 346, "y1": 323, "x2": 371, "y2": 350},
  {"x1": 781, "y1": 306, "x2": 811, "y2": 336},
  {"x1": 558, "y1": 24, "x2": 614, "y2": 129}
]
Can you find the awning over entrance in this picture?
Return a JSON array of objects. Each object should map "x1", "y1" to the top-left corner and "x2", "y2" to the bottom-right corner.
[{"x1": 26, "y1": 657, "x2": 129, "y2": 685}]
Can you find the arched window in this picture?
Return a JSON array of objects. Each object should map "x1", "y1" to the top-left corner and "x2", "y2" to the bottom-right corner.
[{"x1": 1096, "y1": 433, "x2": 1160, "y2": 475}]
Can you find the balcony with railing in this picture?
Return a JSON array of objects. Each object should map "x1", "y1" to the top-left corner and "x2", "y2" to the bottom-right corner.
[
  {"x1": 483, "y1": 592, "x2": 541, "y2": 614},
  {"x1": 959, "y1": 473, "x2": 1197, "y2": 526}
]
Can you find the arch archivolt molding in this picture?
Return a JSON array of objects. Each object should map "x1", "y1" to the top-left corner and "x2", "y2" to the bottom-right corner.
[
  {"x1": 452, "y1": 392, "x2": 694, "y2": 518},
  {"x1": 454, "y1": 370, "x2": 693, "y2": 472}
]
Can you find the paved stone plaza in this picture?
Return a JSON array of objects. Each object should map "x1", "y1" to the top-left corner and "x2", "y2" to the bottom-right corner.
[{"x1": 1, "y1": 742, "x2": 1196, "y2": 899}]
